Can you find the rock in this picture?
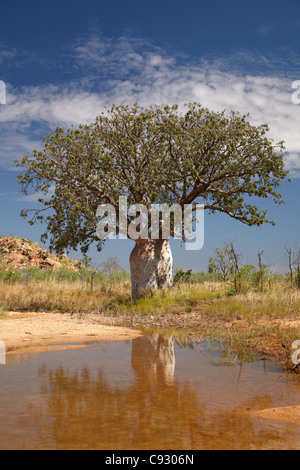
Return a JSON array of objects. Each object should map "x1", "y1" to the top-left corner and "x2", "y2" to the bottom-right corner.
[{"x1": 0, "y1": 236, "x2": 79, "y2": 271}]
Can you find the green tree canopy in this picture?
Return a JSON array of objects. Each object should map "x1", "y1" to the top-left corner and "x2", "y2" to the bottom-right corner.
[{"x1": 15, "y1": 102, "x2": 288, "y2": 255}]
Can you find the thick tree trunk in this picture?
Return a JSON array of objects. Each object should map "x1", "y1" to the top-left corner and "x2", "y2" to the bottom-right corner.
[{"x1": 130, "y1": 239, "x2": 173, "y2": 300}]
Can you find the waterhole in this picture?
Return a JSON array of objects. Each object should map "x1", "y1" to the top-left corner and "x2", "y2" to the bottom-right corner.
[{"x1": 0, "y1": 332, "x2": 300, "y2": 450}]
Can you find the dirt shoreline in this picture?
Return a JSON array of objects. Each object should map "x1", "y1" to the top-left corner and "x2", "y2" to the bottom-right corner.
[
  {"x1": 2, "y1": 309, "x2": 298, "y2": 363},
  {"x1": 0, "y1": 311, "x2": 143, "y2": 355}
]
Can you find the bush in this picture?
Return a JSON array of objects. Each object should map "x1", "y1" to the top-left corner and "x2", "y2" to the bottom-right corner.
[{"x1": 174, "y1": 268, "x2": 193, "y2": 284}]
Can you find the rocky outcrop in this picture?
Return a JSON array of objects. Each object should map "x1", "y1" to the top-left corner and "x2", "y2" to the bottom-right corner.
[{"x1": 0, "y1": 236, "x2": 78, "y2": 271}]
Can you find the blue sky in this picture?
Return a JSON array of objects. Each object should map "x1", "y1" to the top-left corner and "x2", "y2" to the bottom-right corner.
[{"x1": 0, "y1": 0, "x2": 299, "y2": 272}]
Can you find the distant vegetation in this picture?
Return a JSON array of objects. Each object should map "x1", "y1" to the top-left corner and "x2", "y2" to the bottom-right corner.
[
  {"x1": 174, "y1": 241, "x2": 300, "y2": 293},
  {"x1": 0, "y1": 236, "x2": 299, "y2": 321},
  {"x1": 0, "y1": 238, "x2": 299, "y2": 371},
  {"x1": 0, "y1": 255, "x2": 298, "y2": 315}
]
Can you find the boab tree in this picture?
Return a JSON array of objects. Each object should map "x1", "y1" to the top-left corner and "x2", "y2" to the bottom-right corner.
[{"x1": 16, "y1": 103, "x2": 288, "y2": 299}]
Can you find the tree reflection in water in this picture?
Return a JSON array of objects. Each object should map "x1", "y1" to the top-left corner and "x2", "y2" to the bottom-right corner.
[
  {"x1": 35, "y1": 334, "x2": 203, "y2": 449},
  {"x1": 13, "y1": 334, "x2": 300, "y2": 450}
]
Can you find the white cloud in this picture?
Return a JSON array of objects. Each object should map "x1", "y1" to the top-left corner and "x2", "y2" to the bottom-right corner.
[
  {"x1": 0, "y1": 125, "x2": 43, "y2": 169},
  {"x1": 285, "y1": 153, "x2": 300, "y2": 177},
  {"x1": 16, "y1": 184, "x2": 55, "y2": 203},
  {"x1": 0, "y1": 46, "x2": 17, "y2": 66},
  {"x1": 1, "y1": 34, "x2": 300, "y2": 176},
  {"x1": 0, "y1": 43, "x2": 48, "y2": 70}
]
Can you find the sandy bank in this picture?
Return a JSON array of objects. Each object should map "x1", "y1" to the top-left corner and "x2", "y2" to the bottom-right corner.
[
  {"x1": 0, "y1": 311, "x2": 143, "y2": 355},
  {"x1": 254, "y1": 406, "x2": 300, "y2": 425}
]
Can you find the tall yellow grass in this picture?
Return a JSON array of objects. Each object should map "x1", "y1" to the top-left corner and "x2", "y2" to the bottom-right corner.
[
  {"x1": 0, "y1": 278, "x2": 299, "y2": 320},
  {"x1": 0, "y1": 279, "x2": 131, "y2": 314}
]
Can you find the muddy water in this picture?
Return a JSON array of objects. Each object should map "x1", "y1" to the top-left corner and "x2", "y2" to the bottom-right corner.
[{"x1": 1, "y1": 332, "x2": 300, "y2": 450}]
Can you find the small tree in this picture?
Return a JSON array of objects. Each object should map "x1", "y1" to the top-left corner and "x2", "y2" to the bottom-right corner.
[
  {"x1": 253, "y1": 258, "x2": 271, "y2": 292},
  {"x1": 214, "y1": 246, "x2": 233, "y2": 282},
  {"x1": 75, "y1": 254, "x2": 93, "y2": 288},
  {"x1": 257, "y1": 250, "x2": 265, "y2": 291},
  {"x1": 295, "y1": 250, "x2": 300, "y2": 290},
  {"x1": 227, "y1": 242, "x2": 242, "y2": 292},
  {"x1": 16, "y1": 103, "x2": 288, "y2": 299},
  {"x1": 101, "y1": 257, "x2": 124, "y2": 289},
  {"x1": 208, "y1": 257, "x2": 219, "y2": 275},
  {"x1": 285, "y1": 246, "x2": 300, "y2": 289},
  {"x1": 210, "y1": 243, "x2": 239, "y2": 283},
  {"x1": 209, "y1": 242, "x2": 244, "y2": 291},
  {"x1": 286, "y1": 247, "x2": 294, "y2": 284}
]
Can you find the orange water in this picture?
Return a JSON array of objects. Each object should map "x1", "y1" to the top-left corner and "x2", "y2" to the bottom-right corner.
[{"x1": 0, "y1": 333, "x2": 300, "y2": 450}]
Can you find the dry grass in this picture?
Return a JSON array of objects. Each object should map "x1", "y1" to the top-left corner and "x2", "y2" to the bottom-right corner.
[
  {"x1": 0, "y1": 278, "x2": 131, "y2": 314},
  {"x1": 1, "y1": 278, "x2": 299, "y2": 371},
  {"x1": 1, "y1": 278, "x2": 298, "y2": 320},
  {"x1": 200, "y1": 285, "x2": 300, "y2": 321}
]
